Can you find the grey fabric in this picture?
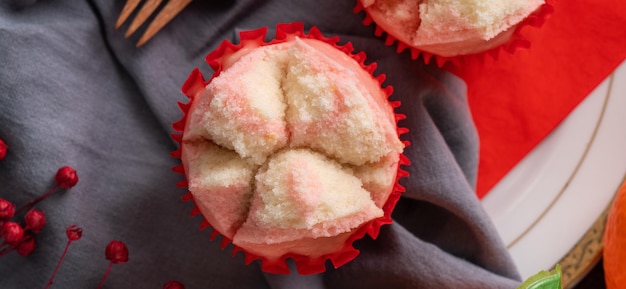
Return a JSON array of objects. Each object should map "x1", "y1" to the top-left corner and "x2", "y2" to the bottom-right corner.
[{"x1": 0, "y1": 0, "x2": 520, "y2": 288}]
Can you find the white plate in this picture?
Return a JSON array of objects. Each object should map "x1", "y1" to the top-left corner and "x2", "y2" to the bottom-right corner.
[{"x1": 481, "y1": 60, "x2": 626, "y2": 280}]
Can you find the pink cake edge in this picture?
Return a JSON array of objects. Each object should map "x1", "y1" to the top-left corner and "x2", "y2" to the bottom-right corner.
[
  {"x1": 170, "y1": 22, "x2": 411, "y2": 275},
  {"x1": 353, "y1": 0, "x2": 555, "y2": 68}
]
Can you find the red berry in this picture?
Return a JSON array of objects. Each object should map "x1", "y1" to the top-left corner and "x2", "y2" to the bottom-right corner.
[
  {"x1": 0, "y1": 139, "x2": 7, "y2": 160},
  {"x1": 16, "y1": 235, "x2": 36, "y2": 256},
  {"x1": 54, "y1": 166, "x2": 78, "y2": 189},
  {"x1": 66, "y1": 224, "x2": 83, "y2": 241},
  {"x1": 24, "y1": 209, "x2": 46, "y2": 233},
  {"x1": 2, "y1": 222, "x2": 24, "y2": 245},
  {"x1": 0, "y1": 199, "x2": 15, "y2": 220},
  {"x1": 163, "y1": 280, "x2": 185, "y2": 289},
  {"x1": 105, "y1": 240, "x2": 128, "y2": 264}
]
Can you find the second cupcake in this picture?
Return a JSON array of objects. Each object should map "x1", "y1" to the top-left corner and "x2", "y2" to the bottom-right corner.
[{"x1": 357, "y1": 0, "x2": 552, "y2": 62}]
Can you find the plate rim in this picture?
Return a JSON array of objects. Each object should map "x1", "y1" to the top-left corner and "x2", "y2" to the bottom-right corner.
[{"x1": 482, "y1": 60, "x2": 626, "y2": 281}]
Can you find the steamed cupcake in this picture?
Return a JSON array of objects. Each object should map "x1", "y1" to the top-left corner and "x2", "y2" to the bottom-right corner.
[
  {"x1": 356, "y1": 0, "x2": 553, "y2": 63},
  {"x1": 171, "y1": 23, "x2": 409, "y2": 274}
]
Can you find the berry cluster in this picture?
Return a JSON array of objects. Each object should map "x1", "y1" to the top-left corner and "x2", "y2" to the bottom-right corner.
[
  {"x1": 0, "y1": 139, "x2": 184, "y2": 288},
  {"x1": 0, "y1": 166, "x2": 77, "y2": 257}
]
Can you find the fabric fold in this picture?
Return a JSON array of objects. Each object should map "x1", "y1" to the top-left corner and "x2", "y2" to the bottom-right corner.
[{"x1": 0, "y1": 0, "x2": 519, "y2": 288}]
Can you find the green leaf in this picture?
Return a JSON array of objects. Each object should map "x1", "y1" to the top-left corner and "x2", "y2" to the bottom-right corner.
[{"x1": 516, "y1": 264, "x2": 562, "y2": 289}]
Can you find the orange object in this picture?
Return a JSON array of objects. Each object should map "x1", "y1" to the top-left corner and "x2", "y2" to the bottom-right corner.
[{"x1": 603, "y1": 181, "x2": 626, "y2": 289}]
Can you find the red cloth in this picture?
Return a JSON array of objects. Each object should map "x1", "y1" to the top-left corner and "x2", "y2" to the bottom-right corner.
[{"x1": 452, "y1": 0, "x2": 626, "y2": 199}]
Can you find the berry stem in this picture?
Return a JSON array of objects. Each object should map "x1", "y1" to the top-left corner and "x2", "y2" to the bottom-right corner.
[
  {"x1": 0, "y1": 235, "x2": 33, "y2": 257},
  {"x1": 44, "y1": 239, "x2": 71, "y2": 289},
  {"x1": 96, "y1": 261, "x2": 113, "y2": 289},
  {"x1": 16, "y1": 185, "x2": 58, "y2": 216}
]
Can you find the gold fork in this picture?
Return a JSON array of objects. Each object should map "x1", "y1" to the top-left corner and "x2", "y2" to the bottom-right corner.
[{"x1": 115, "y1": 0, "x2": 192, "y2": 47}]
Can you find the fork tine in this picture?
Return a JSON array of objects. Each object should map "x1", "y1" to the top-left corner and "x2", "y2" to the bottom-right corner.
[
  {"x1": 136, "y1": 0, "x2": 192, "y2": 47},
  {"x1": 115, "y1": 0, "x2": 142, "y2": 29},
  {"x1": 125, "y1": 0, "x2": 164, "y2": 38}
]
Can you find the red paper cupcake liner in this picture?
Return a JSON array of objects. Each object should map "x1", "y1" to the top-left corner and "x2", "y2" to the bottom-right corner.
[
  {"x1": 354, "y1": 0, "x2": 555, "y2": 68},
  {"x1": 170, "y1": 22, "x2": 411, "y2": 275}
]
